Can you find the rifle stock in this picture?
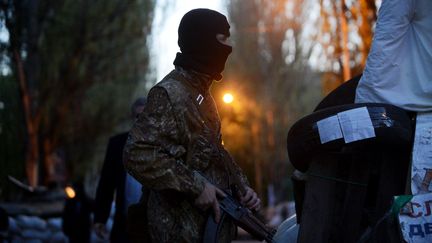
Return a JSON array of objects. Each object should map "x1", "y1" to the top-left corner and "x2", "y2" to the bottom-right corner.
[
  {"x1": 203, "y1": 192, "x2": 275, "y2": 243},
  {"x1": 220, "y1": 193, "x2": 275, "y2": 242},
  {"x1": 196, "y1": 172, "x2": 275, "y2": 242}
]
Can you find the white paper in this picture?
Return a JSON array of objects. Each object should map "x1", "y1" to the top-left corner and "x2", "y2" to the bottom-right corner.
[
  {"x1": 317, "y1": 115, "x2": 343, "y2": 144},
  {"x1": 337, "y1": 107, "x2": 375, "y2": 143},
  {"x1": 411, "y1": 112, "x2": 432, "y2": 195},
  {"x1": 398, "y1": 193, "x2": 432, "y2": 243}
]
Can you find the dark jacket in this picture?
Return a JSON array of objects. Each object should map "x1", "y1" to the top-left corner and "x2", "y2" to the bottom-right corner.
[
  {"x1": 62, "y1": 183, "x2": 92, "y2": 243},
  {"x1": 94, "y1": 132, "x2": 128, "y2": 241},
  {"x1": 123, "y1": 67, "x2": 249, "y2": 242}
]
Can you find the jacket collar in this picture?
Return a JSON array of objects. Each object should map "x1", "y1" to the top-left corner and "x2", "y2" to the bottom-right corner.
[{"x1": 175, "y1": 66, "x2": 213, "y2": 95}]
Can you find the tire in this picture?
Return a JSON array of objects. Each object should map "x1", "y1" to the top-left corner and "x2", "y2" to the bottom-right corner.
[
  {"x1": 314, "y1": 74, "x2": 361, "y2": 111},
  {"x1": 287, "y1": 103, "x2": 413, "y2": 172}
]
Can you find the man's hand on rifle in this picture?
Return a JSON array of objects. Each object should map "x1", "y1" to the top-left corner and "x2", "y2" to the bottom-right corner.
[
  {"x1": 239, "y1": 186, "x2": 261, "y2": 211},
  {"x1": 194, "y1": 182, "x2": 227, "y2": 223}
]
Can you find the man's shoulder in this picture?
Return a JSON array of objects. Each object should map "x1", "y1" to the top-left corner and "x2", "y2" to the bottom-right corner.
[
  {"x1": 156, "y1": 79, "x2": 184, "y2": 92},
  {"x1": 156, "y1": 70, "x2": 187, "y2": 90},
  {"x1": 152, "y1": 71, "x2": 191, "y2": 103}
]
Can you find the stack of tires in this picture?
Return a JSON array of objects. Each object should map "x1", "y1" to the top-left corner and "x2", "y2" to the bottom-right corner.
[{"x1": 287, "y1": 102, "x2": 413, "y2": 243}]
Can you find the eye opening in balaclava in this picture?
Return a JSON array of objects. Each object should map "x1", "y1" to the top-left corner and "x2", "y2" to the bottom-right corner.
[{"x1": 173, "y1": 8, "x2": 232, "y2": 81}]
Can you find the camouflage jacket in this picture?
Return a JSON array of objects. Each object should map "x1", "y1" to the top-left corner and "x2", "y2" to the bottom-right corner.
[{"x1": 123, "y1": 67, "x2": 249, "y2": 242}]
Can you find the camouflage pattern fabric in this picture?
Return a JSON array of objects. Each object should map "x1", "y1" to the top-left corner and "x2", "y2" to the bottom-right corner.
[{"x1": 123, "y1": 67, "x2": 249, "y2": 242}]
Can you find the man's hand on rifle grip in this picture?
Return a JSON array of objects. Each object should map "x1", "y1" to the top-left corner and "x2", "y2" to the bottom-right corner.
[
  {"x1": 239, "y1": 186, "x2": 261, "y2": 211},
  {"x1": 194, "y1": 182, "x2": 227, "y2": 223}
]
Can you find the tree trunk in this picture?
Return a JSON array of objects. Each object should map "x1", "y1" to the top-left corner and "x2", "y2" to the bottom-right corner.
[
  {"x1": 252, "y1": 123, "x2": 263, "y2": 200},
  {"x1": 266, "y1": 109, "x2": 276, "y2": 186},
  {"x1": 14, "y1": 50, "x2": 39, "y2": 187},
  {"x1": 43, "y1": 138, "x2": 55, "y2": 185},
  {"x1": 358, "y1": 0, "x2": 377, "y2": 67},
  {"x1": 339, "y1": 0, "x2": 351, "y2": 81}
]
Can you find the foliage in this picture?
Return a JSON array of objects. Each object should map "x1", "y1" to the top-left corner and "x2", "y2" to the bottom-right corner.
[
  {"x1": 0, "y1": 0, "x2": 155, "y2": 193},
  {"x1": 314, "y1": 0, "x2": 378, "y2": 93},
  {"x1": 215, "y1": 0, "x2": 379, "y2": 205},
  {"x1": 0, "y1": 75, "x2": 25, "y2": 199},
  {"x1": 218, "y1": 0, "x2": 322, "y2": 204}
]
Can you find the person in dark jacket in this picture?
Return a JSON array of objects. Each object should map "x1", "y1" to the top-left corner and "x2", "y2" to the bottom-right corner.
[
  {"x1": 123, "y1": 9, "x2": 261, "y2": 243},
  {"x1": 62, "y1": 182, "x2": 92, "y2": 243},
  {"x1": 0, "y1": 207, "x2": 9, "y2": 242},
  {"x1": 93, "y1": 98, "x2": 147, "y2": 242}
]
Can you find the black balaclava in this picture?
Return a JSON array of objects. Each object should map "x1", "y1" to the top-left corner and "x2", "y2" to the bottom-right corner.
[{"x1": 173, "y1": 8, "x2": 232, "y2": 81}]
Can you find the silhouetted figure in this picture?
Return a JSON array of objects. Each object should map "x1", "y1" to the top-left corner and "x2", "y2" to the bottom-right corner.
[
  {"x1": 93, "y1": 98, "x2": 147, "y2": 243},
  {"x1": 123, "y1": 9, "x2": 261, "y2": 243},
  {"x1": 0, "y1": 207, "x2": 9, "y2": 243},
  {"x1": 62, "y1": 182, "x2": 92, "y2": 243}
]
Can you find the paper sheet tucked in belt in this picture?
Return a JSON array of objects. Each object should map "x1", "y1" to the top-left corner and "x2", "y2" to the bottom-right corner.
[{"x1": 355, "y1": 0, "x2": 432, "y2": 112}]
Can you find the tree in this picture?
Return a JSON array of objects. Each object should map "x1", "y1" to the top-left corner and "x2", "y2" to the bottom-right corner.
[
  {"x1": 218, "y1": 0, "x2": 379, "y2": 205},
  {"x1": 0, "y1": 75, "x2": 25, "y2": 198},
  {"x1": 219, "y1": 0, "x2": 321, "y2": 204},
  {"x1": 316, "y1": 0, "x2": 378, "y2": 94},
  {"x1": 0, "y1": 0, "x2": 155, "y2": 188}
]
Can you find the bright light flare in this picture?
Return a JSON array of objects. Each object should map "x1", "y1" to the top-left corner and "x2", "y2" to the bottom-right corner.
[
  {"x1": 223, "y1": 93, "x2": 234, "y2": 104},
  {"x1": 65, "y1": 186, "x2": 76, "y2": 199}
]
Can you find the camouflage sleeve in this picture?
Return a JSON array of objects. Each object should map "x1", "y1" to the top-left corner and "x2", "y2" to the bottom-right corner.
[
  {"x1": 233, "y1": 161, "x2": 250, "y2": 189},
  {"x1": 123, "y1": 87, "x2": 205, "y2": 198},
  {"x1": 222, "y1": 148, "x2": 250, "y2": 192}
]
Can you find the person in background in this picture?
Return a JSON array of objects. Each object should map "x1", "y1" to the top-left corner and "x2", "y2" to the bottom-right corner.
[
  {"x1": 123, "y1": 9, "x2": 261, "y2": 243},
  {"x1": 93, "y1": 98, "x2": 147, "y2": 243},
  {"x1": 62, "y1": 182, "x2": 92, "y2": 243},
  {"x1": 0, "y1": 207, "x2": 9, "y2": 242}
]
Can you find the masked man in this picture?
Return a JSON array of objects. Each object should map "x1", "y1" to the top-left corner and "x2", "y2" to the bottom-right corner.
[{"x1": 123, "y1": 8, "x2": 261, "y2": 242}]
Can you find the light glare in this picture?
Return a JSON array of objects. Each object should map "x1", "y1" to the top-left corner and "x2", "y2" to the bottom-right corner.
[
  {"x1": 223, "y1": 93, "x2": 234, "y2": 104},
  {"x1": 65, "y1": 186, "x2": 76, "y2": 199}
]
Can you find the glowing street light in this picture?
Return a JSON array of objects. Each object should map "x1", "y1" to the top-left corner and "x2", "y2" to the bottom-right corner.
[
  {"x1": 65, "y1": 186, "x2": 76, "y2": 199},
  {"x1": 223, "y1": 93, "x2": 234, "y2": 104}
]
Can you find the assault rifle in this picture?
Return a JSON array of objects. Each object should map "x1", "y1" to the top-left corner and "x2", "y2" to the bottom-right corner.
[{"x1": 203, "y1": 190, "x2": 276, "y2": 243}]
